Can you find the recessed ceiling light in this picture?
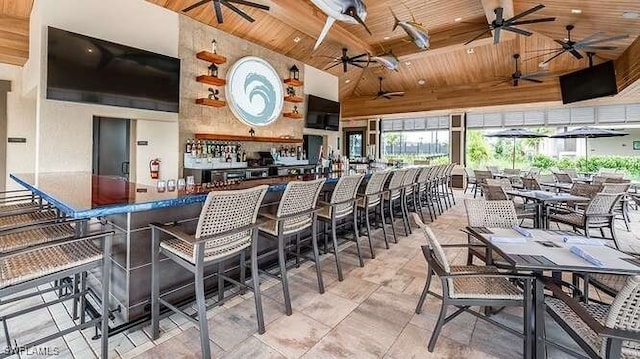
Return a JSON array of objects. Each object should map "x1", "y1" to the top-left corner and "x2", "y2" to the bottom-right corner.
[
  {"x1": 454, "y1": 17, "x2": 463, "y2": 22},
  {"x1": 405, "y1": 61, "x2": 412, "y2": 66},
  {"x1": 383, "y1": 36, "x2": 390, "y2": 40},
  {"x1": 345, "y1": 79, "x2": 351, "y2": 84},
  {"x1": 622, "y1": 11, "x2": 639, "y2": 19},
  {"x1": 417, "y1": 79, "x2": 426, "y2": 85},
  {"x1": 571, "y1": 9, "x2": 582, "y2": 14},
  {"x1": 293, "y1": 36, "x2": 301, "y2": 43},
  {"x1": 539, "y1": 61, "x2": 549, "y2": 68},
  {"x1": 87, "y1": 48, "x2": 93, "y2": 53},
  {"x1": 466, "y1": 48, "x2": 475, "y2": 54}
]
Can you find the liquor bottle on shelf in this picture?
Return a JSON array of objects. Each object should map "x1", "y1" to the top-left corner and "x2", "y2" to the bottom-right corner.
[{"x1": 185, "y1": 139, "x2": 192, "y2": 154}]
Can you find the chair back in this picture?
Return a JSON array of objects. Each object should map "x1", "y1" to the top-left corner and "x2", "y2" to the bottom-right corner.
[
  {"x1": 401, "y1": 167, "x2": 420, "y2": 188},
  {"x1": 523, "y1": 177, "x2": 541, "y2": 190},
  {"x1": 417, "y1": 166, "x2": 432, "y2": 184},
  {"x1": 570, "y1": 183, "x2": 602, "y2": 199},
  {"x1": 195, "y1": 186, "x2": 268, "y2": 255},
  {"x1": 585, "y1": 193, "x2": 622, "y2": 215},
  {"x1": 364, "y1": 171, "x2": 389, "y2": 196},
  {"x1": 601, "y1": 183, "x2": 631, "y2": 194},
  {"x1": 559, "y1": 168, "x2": 578, "y2": 178},
  {"x1": 412, "y1": 213, "x2": 451, "y2": 274},
  {"x1": 486, "y1": 178, "x2": 513, "y2": 191},
  {"x1": 329, "y1": 174, "x2": 364, "y2": 217},
  {"x1": 276, "y1": 179, "x2": 326, "y2": 234},
  {"x1": 464, "y1": 199, "x2": 518, "y2": 228},
  {"x1": 473, "y1": 170, "x2": 493, "y2": 185},
  {"x1": 601, "y1": 276, "x2": 640, "y2": 357},
  {"x1": 464, "y1": 167, "x2": 475, "y2": 178},
  {"x1": 553, "y1": 172, "x2": 573, "y2": 184},
  {"x1": 486, "y1": 165, "x2": 499, "y2": 174},
  {"x1": 526, "y1": 167, "x2": 541, "y2": 178},
  {"x1": 503, "y1": 169, "x2": 521, "y2": 176},
  {"x1": 482, "y1": 185, "x2": 509, "y2": 201},
  {"x1": 388, "y1": 169, "x2": 406, "y2": 190}
]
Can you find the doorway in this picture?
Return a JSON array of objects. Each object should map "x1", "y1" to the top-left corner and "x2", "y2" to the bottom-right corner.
[
  {"x1": 93, "y1": 116, "x2": 130, "y2": 179},
  {"x1": 344, "y1": 128, "x2": 365, "y2": 159}
]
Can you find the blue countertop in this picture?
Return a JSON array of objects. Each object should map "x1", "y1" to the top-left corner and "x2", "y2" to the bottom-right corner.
[{"x1": 10, "y1": 172, "x2": 346, "y2": 219}]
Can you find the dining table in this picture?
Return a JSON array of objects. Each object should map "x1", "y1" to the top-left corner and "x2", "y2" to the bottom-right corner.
[
  {"x1": 506, "y1": 189, "x2": 590, "y2": 228},
  {"x1": 539, "y1": 182, "x2": 573, "y2": 192},
  {"x1": 466, "y1": 226, "x2": 640, "y2": 358}
]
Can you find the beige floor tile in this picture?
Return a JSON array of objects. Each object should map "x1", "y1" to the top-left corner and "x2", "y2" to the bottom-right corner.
[
  {"x1": 327, "y1": 276, "x2": 379, "y2": 303},
  {"x1": 133, "y1": 327, "x2": 223, "y2": 359},
  {"x1": 300, "y1": 292, "x2": 359, "y2": 327},
  {"x1": 221, "y1": 336, "x2": 285, "y2": 359},
  {"x1": 255, "y1": 312, "x2": 331, "y2": 359}
]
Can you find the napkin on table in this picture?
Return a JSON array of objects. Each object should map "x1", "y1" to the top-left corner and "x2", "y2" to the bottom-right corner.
[
  {"x1": 490, "y1": 236, "x2": 528, "y2": 244},
  {"x1": 563, "y1": 236, "x2": 604, "y2": 246},
  {"x1": 570, "y1": 246, "x2": 604, "y2": 267},
  {"x1": 512, "y1": 226, "x2": 533, "y2": 238}
]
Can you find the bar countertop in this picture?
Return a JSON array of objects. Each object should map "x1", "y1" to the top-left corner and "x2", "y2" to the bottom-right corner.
[{"x1": 10, "y1": 172, "x2": 347, "y2": 219}]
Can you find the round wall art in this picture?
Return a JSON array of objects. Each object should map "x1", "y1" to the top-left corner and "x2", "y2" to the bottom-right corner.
[{"x1": 226, "y1": 56, "x2": 284, "y2": 127}]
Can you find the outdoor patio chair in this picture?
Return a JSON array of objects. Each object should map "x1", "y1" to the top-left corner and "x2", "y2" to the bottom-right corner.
[
  {"x1": 482, "y1": 185, "x2": 536, "y2": 225},
  {"x1": 486, "y1": 165, "x2": 500, "y2": 174},
  {"x1": 559, "y1": 168, "x2": 578, "y2": 178},
  {"x1": 464, "y1": 199, "x2": 519, "y2": 265},
  {"x1": 601, "y1": 183, "x2": 632, "y2": 231},
  {"x1": 472, "y1": 170, "x2": 493, "y2": 198},
  {"x1": 464, "y1": 167, "x2": 476, "y2": 194},
  {"x1": 553, "y1": 172, "x2": 574, "y2": 184}
]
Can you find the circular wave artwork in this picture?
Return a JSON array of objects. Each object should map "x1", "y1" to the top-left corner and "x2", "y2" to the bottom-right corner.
[{"x1": 226, "y1": 57, "x2": 284, "y2": 127}]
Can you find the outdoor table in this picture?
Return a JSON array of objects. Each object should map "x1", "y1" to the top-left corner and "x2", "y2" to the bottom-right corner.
[
  {"x1": 466, "y1": 227, "x2": 640, "y2": 359},
  {"x1": 539, "y1": 182, "x2": 573, "y2": 192},
  {"x1": 506, "y1": 189, "x2": 590, "y2": 228}
]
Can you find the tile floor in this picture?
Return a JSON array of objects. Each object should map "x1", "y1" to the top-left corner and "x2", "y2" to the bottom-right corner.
[{"x1": 2, "y1": 190, "x2": 639, "y2": 358}]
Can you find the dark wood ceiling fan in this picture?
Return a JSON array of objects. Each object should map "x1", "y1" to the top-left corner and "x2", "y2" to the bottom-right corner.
[
  {"x1": 323, "y1": 48, "x2": 370, "y2": 73},
  {"x1": 465, "y1": 4, "x2": 556, "y2": 45},
  {"x1": 527, "y1": 25, "x2": 628, "y2": 65},
  {"x1": 374, "y1": 77, "x2": 404, "y2": 100},
  {"x1": 497, "y1": 54, "x2": 548, "y2": 87},
  {"x1": 182, "y1": 0, "x2": 269, "y2": 24}
]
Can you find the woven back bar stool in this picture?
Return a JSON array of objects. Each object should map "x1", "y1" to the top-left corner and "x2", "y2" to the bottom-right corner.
[
  {"x1": 399, "y1": 167, "x2": 420, "y2": 236},
  {"x1": 602, "y1": 183, "x2": 632, "y2": 232},
  {"x1": 357, "y1": 171, "x2": 391, "y2": 259},
  {"x1": 414, "y1": 166, "x2": 433, "y2": 222},
  {"x1": 472, "y1": 170, "x2": 493, "y2": 198},
  {"x1": 150, "y1": 185, "x2": 268, "y2": 359},
  {"x1": 0, "y1": 229, "x2": 112, "y2": 359},
  {"x1": 384, "y1": 169, "x2": 407, "y2": 244},
  {"x1": 464, "y1": 199, "x2": 519, "y2": 266},
  {"x1": 318, "y1": 174, "x2": 364, "y2": 281},
  {"x1": 258, "y1": 179, "x2": 326, "y2": 316}
]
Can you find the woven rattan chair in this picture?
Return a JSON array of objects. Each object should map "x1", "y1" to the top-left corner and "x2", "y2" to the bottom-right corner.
[
  {"x1": 318, "y1": 174, "x2": 365, "y2": 281},
  {"x1": 559, "y1": 168, "x2": 578, "y2": 179},
  {"x1": 442, "y1": 163, "x2": 457, "y2": 208},
  {"x1": 473, "y1": 170, "x2": 493, "y2": 198},
  {"x1": 503, "y1": 168, "x2": 522, "y2": 176},
  {"x1": 602, "y1": 184, "x2": 632, "y2": 231},
  {"x1": 554, "y1": 172, "x2": 574, "y2": 184},
  {"x1": 464, "y1": 167, "x2": 476, "y2": 194},
  {"x1": 384, "y1": 169, "x2": 407, "y2": 243},
  {"x1": 0, "y1": 228, "x2": 112, "y2": 359},
  {"x1": 411, "y1": 213, "x2": 532, "y2": 354},
  {"x1": 486, "y1": 178, "x2": 514, "y2": 191},
  {"x1": 526, "y1": 167, "x2": 541, "y2": 178},
  {"x1": 544, "y1": 276, "x2": 640, "y2": 359},
  {"x1": 548, "y1": 193, "x2": 623, "y2": 248},
  {"x1": 259, "y1": 179, "x2": 326, "y2": 316},
  {"x1": 487, "y1": 165, "x2": 500, "y2": 174},
  {"x1": 357, "y1": 171, "x2": 391, "y2": 257},
  {"x1": 464, "y1": 199, "x2": 519, "y2": 265},
  {"x1": 150, "y1": 185, "x2": 268, "y2": 358},
  {"x1": 523, "y1": 177, "x2": 542, "y2": 190},
  {"x1": 415, "y1": 166, "x2": 437, "y2": 222},
  {"x1": 600, "y1": 171, "x2": 625, "y2": 179},
  {"x1": 400, "y1": 167, "x2": 421, "y2": 236}
]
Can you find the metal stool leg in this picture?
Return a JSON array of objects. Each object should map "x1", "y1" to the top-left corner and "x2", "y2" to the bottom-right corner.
[
  {"x1": 365, "y1": 207, "x2": 374, "y2": 260},
  {"x1": 351, "y1": 211, "x2": 365, "y2": 266},
  {"x1": 277, "y1": 232, "x2": 293, "y2": 315},
  {"x1": 330, "y1": 218, "x2": 344, "y2": 281},
  {"x1": 311, "y1": 216, "x2": 324, "y2": 294},
  {"x1": 251, "y1": 233, "x2": 265, "y2": 334},
  {"x1": 100, "y1": 234, "x2": 112, "y2": 359},
  {"x1": 378, "y1": 202, "x2": 389, "y2": 250},
  {"x1": 151, "y1": 228, "x2": 161, "y2": 340},
  {"x1": 194, "y1": 258, "x2": 211, "y2": 359}
]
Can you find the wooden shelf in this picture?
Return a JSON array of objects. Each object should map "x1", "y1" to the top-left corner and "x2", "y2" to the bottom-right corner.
[
  {"x1": 195, "y1": 133, "x2": 303, "y2": 143},
  {"x1": 283, "y1": 112, "x2": 303, "y2": 119},
  {"x1": 195, "y1": 98, "x2": 226, "y2": 107},
  {"x1": 284, "y1": 78, "x2": 304, "y2": 87},
  {"x1": 196, "y1": 75, "x2": 227, "y2": 86},
  {"x1": 284, "y1": 96, "x2": 304, "y2": 103},
  {"x1": 196, "y1": 51, "x2": 227, "y2": 64}
]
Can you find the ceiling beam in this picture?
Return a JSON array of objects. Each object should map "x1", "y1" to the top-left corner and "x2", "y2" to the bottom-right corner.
[
  {"x1": 268, "y1": 0, "x2": 374, "y2": 54},
  {"x1": 342, "y1": 80, "x2": 561, "y2": 118},
  {"x1": 0, "y1": 15, "x2": 29, "y2": 66},
  {"x1": 615, "y1": 34, "x2": 640, "y2": 95}
]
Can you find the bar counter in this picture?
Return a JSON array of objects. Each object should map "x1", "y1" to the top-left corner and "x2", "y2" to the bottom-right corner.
[{"x1": 9, "y1": 171, "x2": 350, "y2": 324}]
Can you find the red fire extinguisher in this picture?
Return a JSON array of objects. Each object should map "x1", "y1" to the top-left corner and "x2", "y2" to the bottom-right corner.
[{"x1": 149, "y1": 158, "x2": 160, "y2": 179}]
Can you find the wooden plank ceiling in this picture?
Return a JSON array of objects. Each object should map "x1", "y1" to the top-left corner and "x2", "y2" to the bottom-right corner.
[
  {"x1": 1, "y1": 0, "x2": 639, "y2": 117},
  {"x1": 0, "y1": 0, "x2": 32, "y2": 66}
]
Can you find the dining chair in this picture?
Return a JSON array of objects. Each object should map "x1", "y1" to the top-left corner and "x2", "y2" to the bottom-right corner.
[
  {"x1": 523, "y1": 177, "x2": 542, "y2": 190},
  {"x1": 464, "y1": 167, "x2": 476, "y2": 194},
  {"x1": 384, "y1": 169, "x2": 408, "y2": 242},
  {"x1": 464, "y1": 199, "x2": 519, "y2": 266},
  {"x1": 554, "y1": 172, "x2": 574, "y2": 184},
  {"x1": 472, "y1": 170, "x2": 493, "y2": 198},
  {"x1": 559, "y1": 168, "x2": 578, "y2": 179},
  {"x1": 486, "y1": 165, "x2": 500, "y2": 174},
  {"x1": 601, "y1": 183, "x2": 632, "y2": 232},
  {"x1": 357, "y1": 171, "x2": 391, "y2": 257},
  {"x1": 411, "y1": 213, "x2": 532, "y2": 355}
]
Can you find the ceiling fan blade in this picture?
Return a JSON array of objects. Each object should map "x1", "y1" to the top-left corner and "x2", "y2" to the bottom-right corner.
[
  {"x1": 574, "y1": 31, "x2": 606, "y2": 45},
  {"x1": 385, "y1": 91, "x2": 405, "y2": 97},
  {"x1": 506, "y1": 4, "x2": 545, "y2": 23},
  {"x1": 510, "y1": 17, "x2": 556, "y2": 26},
  {"x1": 351, "y1": 63, "x2": 365, "y2": 69},
  {"x1": 182, "y1": 0, "x2": 209, "y2": 12},
  {"x1": 324, "y1": 62, "x2": 342, "y2": 71},
  {"x1": 495, "y1": 7, "x2": 504, "y2": 23},
  {"x1": 521, "y1": 71, "x2": 552, "y2": 78},
  {"x1": 554, "y1": 39, "x2": 570, "y2": 48},
  {"x1": 457, "y1": 26, "x2": 492, "y2": 36},
  {"x1": 226, "y1": 0, "x2": 270, "y2": 11},
  {"x1": 222, "y1": 1, "x2": 255, "y2": 22},
  {"x1": 503, "y1": 26, "x2": 533, "y2": 37},
  {"x1": 213, "y1": 0, "x2": 225, "y2": 23},
  {"x1": 526, "y1": 48, "x2": 564, "y2": 53},
  {"x1": 524, "y1": 49, "x2": 563, "y2": 61},
  {"x1": 569, "y1": 49, "x2": 584, "y2": 60},
  {"x1": 349, "y1": 53, "x2": 368, "y2": 61},
  {"x1": 579, "y1": 34, "x2": 629, "y2": 46},
  {"x1": 581, "y1": 46, "x2": 617, "y2": 51},
  {"x1": 543, "y1": 50, "x2": 568, "y2": 65},
  {"x1": 522, "y1": 78, "x2": 543, "y2": 83},
  {"x1": 493, "y1": 27, "x2": 502, "y2": 44},
  {"x1": 465, "y1": 29, "x2": 492, "y2": 45}
]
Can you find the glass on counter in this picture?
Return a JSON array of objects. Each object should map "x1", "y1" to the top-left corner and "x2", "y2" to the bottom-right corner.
[
  {"x1": 156, "y1": 180, "x2": 166, "y2": 193},
  {"x1": 167, "y1": 179, "x2": 176, "y2": 192}
]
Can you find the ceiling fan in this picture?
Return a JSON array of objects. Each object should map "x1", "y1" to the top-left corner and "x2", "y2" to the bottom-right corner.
[
  {"x1": 182, "y1": 0, "x2": 270, "y2": 24},
  {"x1": 465, "y1": 4, "x2": 556, "y2": 45},
  {"x1": 374, "y1": 77, "x2": 405, "y2": 100},
  {"x1": 497, "y1": 54, "x2": 548, "y2": 87},
  {"x1": 529, "y1": 25, "x2": 628, "y2": 65},
  {"x1": 324, "y1": 48, "x2": 370, "y2": 73}
]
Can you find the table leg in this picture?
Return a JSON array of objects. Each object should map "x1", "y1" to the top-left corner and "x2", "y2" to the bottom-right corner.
[
  {"x1": 534, "y1": 276, "x2": 546, "y2": 359},
  {"x1": 536, "y1": 202, "x2": 543, "y2": 229}
]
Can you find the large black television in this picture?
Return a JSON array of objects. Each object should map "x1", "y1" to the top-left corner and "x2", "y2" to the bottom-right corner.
[
  {"x1": 559, "y1": 60, "x2": 618, "y2": 104},
  {"x1": 305, "y1": 95, "x2": 340, "y2": 131},
  {"x1": 47, "y1": 27, "x2": 180, "y2": 113}
]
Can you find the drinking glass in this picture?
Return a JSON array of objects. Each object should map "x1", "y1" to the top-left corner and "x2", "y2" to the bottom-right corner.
[
  {"x1": 156, "y1": 180, "x2": 166, "y2": 193},
  {"x1": 186, "y1": 176, "x2": 195, "y2": 186},
  {"x1": 177, "y1": 178, "x2": 186, "y2": 191},
  {"x1": 167, "y1": 179, "x2": 176, "y2": 192}
]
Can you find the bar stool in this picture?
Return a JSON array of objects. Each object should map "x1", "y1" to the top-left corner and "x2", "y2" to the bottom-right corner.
[
  {"x1": 0, "y1": 190, "x2": 47, "y2": 216},
  {"x1": 0, "y1": 226, "x2": 112, "y2": 359},
  {"x1": 384, "y1": 169, "x2": 407, "y2": 243},
  {"x1": 399, "y1": 167, "x2": 420, "y2": 235},
  {"x1": 258, "y1": 178, "x2": 326, "y2": 316},
  {"x1": 356, "y1": 171, "x2": 391, "y2": 259},
  {"x1": 415, "y1": 166, "x2": 435, "y2": 222},
  {"x1": 150, "y1": 185, "x2": 268, "y2": 359},
  {"x1": 317, "y1": 174, "x2": 364, "y2": 281}
]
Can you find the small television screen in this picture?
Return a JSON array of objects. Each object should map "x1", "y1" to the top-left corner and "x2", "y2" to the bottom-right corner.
[
  {"x1": 305, "y1": 95, "x2": 341, "y2": 131},
  {"x1": 559, "y1": 61, "x2": 618, "y2": 104},
  {"x1": 47, "y1": 27, "x2": 180, "y2": 113}
]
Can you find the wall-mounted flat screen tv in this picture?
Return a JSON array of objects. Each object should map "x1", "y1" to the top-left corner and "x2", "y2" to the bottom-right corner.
[
  {"x1": 559, "y1": 60, "x2": 618, "y2": 105},
  {"x1": 305, "y1": 95, "x2": 340, "y2": 131},
  {"x1": 47, "y1": 27, "x2": 180, "y2": 113}
]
